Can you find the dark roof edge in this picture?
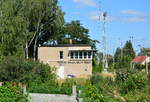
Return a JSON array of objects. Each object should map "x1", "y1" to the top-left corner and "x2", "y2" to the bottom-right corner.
[{"x1": 38, "y1": 44, "x2": 92, "y2": 47}]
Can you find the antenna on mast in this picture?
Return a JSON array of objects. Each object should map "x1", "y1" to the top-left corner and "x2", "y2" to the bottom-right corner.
[{"x1": 102, "y1": 11, "x2": 108, "y2": 72}]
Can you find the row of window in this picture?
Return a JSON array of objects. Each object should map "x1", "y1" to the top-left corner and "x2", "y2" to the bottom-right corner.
[
  {"x1": 70, "y1": 51, "x2": 92, "y2": 59},
  {"x1": 59, "y1": 51, "x2": 93, "y2": 59}
]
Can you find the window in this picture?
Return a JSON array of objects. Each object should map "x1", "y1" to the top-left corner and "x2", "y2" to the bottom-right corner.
[
  {"x1": 84, "y1": 52, "x2": 87, "y2": 59},
  {"x1": 69, "y1": 51, "x2": 92, "y2": 59},
  {"x1": 75, "y1": 51, "x2": 78, "y2": 59},
  {"x1": 79, "y1": 51, "x2": 83, "y2": 59},
  {"x1": 88, "y1": 52, "x2": 92, "y2": 58},
  {"x1": 60, "y1": 51, "x2": 63, "y2": 59},
  {"x1": 70, "y1": 51, "x2": 74, "y2": 59}
]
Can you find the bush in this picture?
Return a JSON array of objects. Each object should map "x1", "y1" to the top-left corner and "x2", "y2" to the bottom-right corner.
[
  {"x1": 115, "y1": 68, "x2": 137, "y2": 84},
  {"x1": 0, "y1": 83, "x2": 28, "y2": 102},
  {"x1": 92, "y1": 64, "x2": 103, "y2": 73},
  {"x1": 0, "y1": 56, "x2": 56, "y2": 83},
  {"x1": 124, "y1": 91, "x2": 150, "y2": 102},
  {"x1": 28, "y1": 80, "x2": 72, "y2": 95},
  {"x1": 79, "y1": 82, "x2": 115, "y2": 102},
  {"x1": 91, "y1": 74, "x2": 115, "y2": 95},
  {"x1": 120, "y1": 72, "x2": 148, "y2": 94},
  {"x1": 134, "y1": 63, "x2": 145, "y2": 70}
]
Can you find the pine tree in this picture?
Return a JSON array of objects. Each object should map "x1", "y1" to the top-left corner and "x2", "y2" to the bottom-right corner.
[
  {"x1": 114, "y1": 47, "x2": 122, "y2": 63},
  {"x1": 123, "y1": 40, "x2": 135, "y2": 58}
]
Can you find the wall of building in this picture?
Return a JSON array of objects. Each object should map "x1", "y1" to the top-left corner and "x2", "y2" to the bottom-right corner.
[
  {"x1": 38, "y1": 46, "x2": 93, "y2": 79},
  {"x1": 142, "y1": 57, "x2": 150, "y2": 65}
]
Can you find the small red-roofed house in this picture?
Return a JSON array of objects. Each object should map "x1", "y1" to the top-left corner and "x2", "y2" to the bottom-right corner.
[{"x1": 132, "y1": 56, "x2": 150, "y2": 65}]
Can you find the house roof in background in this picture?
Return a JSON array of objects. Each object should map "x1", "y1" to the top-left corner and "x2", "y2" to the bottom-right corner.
[{"x1": 132, "y1": 56, "x2": 148, "y2": 63}]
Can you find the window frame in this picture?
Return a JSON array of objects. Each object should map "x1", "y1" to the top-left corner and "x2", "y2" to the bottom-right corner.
[{"x1": 59, "y1": 51, "x2": 64, "y2": 59}]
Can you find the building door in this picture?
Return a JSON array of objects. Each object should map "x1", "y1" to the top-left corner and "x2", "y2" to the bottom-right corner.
[{"x1": 57, "y1": 66, "x2": 64, "y2": 79}]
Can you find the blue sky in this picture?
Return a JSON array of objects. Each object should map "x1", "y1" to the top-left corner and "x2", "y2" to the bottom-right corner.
[{"x1": 59, "y1": 0, "x2": 150, "y2": 55}]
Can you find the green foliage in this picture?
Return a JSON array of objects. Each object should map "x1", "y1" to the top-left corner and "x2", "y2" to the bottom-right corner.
[
  {"x1": 134, "y1": 63, "x2": 145, "y2": 70},
  {"x1": 0, "y1": 83, "x2": 28, "y2": 102},
  {"x1": 114, "y1": 40, "x2": 135, "y2": 69},
  {"x1": 115, "y1": 68, "x2": 137, "y2": 83},
  {"x1": 0, "y1": 0, "x2": 64, "y2": 58},
  {"x1": 80, "y1": 82, "x2": 115, "y2": 102},
  {"x1": 91, "y1": 69, "x2": 150, "y2": 102},
  {"x1": 123, "y1": 40, "x2": 135, "y2": 59},
  {"x1": 114, "y1": 48, "x2": 121, "y2": 63},
  {"x1": 91, "y1": 74, "x2": 115, "y2": 96},
  {"x1": 119, "y1": 72, "x2": 148, "y2": 94},
  {"x1": 0, "y1": 56, "x2": 55, "y2": 83},
  {"x1": 124, "y1": 92, "x2": 150, "y2": 102},
  {"x1": 62, "y1": 20, "x2": 99, "y2": 48},
  {"x1": 138, "y1": 47, "x2": 150, "y2": 56},
  {"x1": 0, "y1": 0, "x2": 97, "y2": 59},
  {"x1": 28, "y1": 80, "x2": 72, "y2": 95},
  {"x1": 92, "y1": 64, "x2": 103, "y2": 73},
  {"x1": 92, "y1": 56, "x2": 103, "y2": 73}
]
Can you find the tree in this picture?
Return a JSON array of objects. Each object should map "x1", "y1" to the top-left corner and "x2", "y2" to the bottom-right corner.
[
  {"x1": 63, "y1": 20, "x2": 99, "y2": 48},
  {"x1": 114, "y1": 40, "x2": 135, "y2": 69},
  {"x1": 138, "y1": 48, "x2": 150, "y2": 56},
  {"x1": 0, "y1": 0, "x2": 64, "y2": 59},
  {"x1": 123, "y1": 40, "x2": 135, "y2": 59},
  {"x1": 122, "y1": 40, "x2": 135, "y2": 67},
  {"x1": 0, "y1": 0, "x2": 27, "y2": 58},
  {"x1": 114, "y1": 47, "x2": 122, "y2": 63}
]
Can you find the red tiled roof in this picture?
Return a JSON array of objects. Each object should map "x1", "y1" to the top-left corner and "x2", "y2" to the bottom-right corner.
[{"x1": 132, "y1": 56, "x2": 147, "y2": 63}]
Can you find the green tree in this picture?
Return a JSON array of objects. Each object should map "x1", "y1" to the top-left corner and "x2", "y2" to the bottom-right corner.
[
  {"x1": 0, "y1": 0, "x2": 27, "y2": 58},
  {"x1": 0, "y1": 0, "x2": 64, "y2": 59},
  {"x1": 114, "y1": 47, "x2": 122, "y2": 63},
  {"x1": 138, "y1": 48, "x2": 150, "y2": 56},
  {"x1": 114, "y1": 40, "x2": 135, "y2": 69},
  {"x1": 123, "y1": 40, "x2": 135, "y2": 59},
  {"x1": 63, "y1": 20, "x2": 99, "y2": 48}
]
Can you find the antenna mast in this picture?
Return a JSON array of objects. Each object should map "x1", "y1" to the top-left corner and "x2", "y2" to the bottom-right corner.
[{"x1": 102, "y1": 12, "x2": 108, "y2": 72}]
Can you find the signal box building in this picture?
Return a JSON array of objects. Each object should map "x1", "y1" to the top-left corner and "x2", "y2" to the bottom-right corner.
[{"x1": 38, "y1": 44, "x2": 96, "y2": 79}]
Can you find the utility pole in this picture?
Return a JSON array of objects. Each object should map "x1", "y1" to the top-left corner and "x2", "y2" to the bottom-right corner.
[{"x1": 146, "y1": 52, "x2": 149, "y2": 75}]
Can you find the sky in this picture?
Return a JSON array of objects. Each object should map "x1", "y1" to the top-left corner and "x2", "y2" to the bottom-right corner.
[{"x1": 59, "y1": 0, "x2": 150, "y2": 55}]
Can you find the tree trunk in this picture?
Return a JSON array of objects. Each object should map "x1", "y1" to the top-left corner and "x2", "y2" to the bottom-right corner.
[
  {"x1": 33, "y1": 17, "x2": 41, "y2": 60},
  {"x1": 33, "y1": 35, "x2": 38, "y2": 60},
  {"x1": 25, "y1": 41, "x2": 29, "y2": 59}
]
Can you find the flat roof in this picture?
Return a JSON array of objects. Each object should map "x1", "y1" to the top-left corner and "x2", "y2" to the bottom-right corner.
[{"x1": 38, "y1": 44, "x2": 92, "y2": 47}]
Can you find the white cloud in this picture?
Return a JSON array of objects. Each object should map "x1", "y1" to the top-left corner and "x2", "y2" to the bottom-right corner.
[
  {"x1": 73, "y1": 0, "x2": 97, "y2": 7},
  {"x1": 120, "y1": 10, "x2": 150, "y2": 22},
  {"x1": 90, "y1": 15, "x2": 100, "y2": 21},
  {"x1": 122, "y1": 17, "x2": 148, "y2": 22},
  {"x1": 120, "y1": 10, "x2": 142, "y2": 15},
  {"x1": 88, "y1": 10, "x2": 150, "y2": 23}
]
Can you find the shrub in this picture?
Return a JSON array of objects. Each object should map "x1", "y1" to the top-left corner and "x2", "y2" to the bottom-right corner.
[
  {"x1": 80, "y1": 82, "x2": 115, "y2": 102},
  {"x1": 28, "y1": 80, "x2": 72, "y2": 95},
  {"x1": 0, "y1": 83, "x2": 28, "y2": 102},
  {"x1": 91, "y1": 74, "x2": 115, "y2": 95},
  {"x1": 124, "y1": 91, "x2": 150, "y2": 102},
  {"x1": 120, "y1": 72, "x2": 148, "y2": 94},
  {"x1": 115, "y1": 68, "x2": 137, "y2": 84},
  {"x1": 92, "y1": 64, "x2": 103, "y2": 73},
  {"x1": 0, "y1": 56, "x2": 56, "y2": 83},
  {"x1": 134, "y1": 63, "x2": 145, "y2": 70}
]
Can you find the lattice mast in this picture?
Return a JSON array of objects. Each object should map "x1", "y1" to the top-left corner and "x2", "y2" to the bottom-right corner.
[{"x1": 102, "y1": 12, "x2": 108, "y2": 72}]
